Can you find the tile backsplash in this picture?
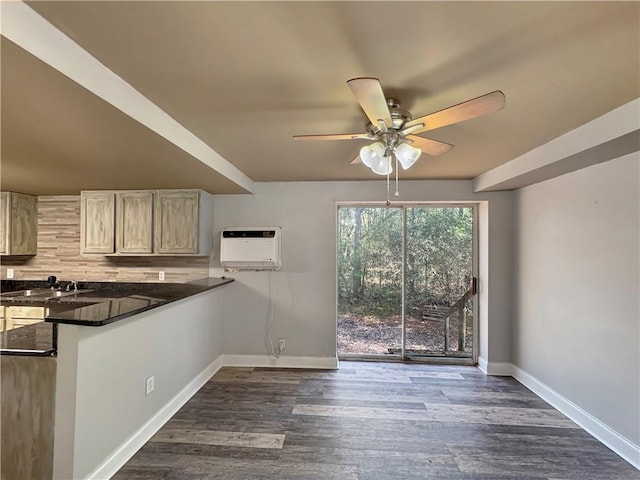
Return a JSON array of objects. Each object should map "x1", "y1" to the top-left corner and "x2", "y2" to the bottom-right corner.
[{"x1": 0, "y1": 196, "x2": 210, "y2": 283}]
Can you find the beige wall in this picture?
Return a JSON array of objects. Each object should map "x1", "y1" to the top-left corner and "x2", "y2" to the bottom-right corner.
[
  {"x1": 0, "y1": 196, "x2": 209, "y2": 283},
  {"x1": 513, "y1": 152, "x2": 640, "y2": 445},
  {"x1": 212, "y1": 180, "x2": 515, "y2": 364}
]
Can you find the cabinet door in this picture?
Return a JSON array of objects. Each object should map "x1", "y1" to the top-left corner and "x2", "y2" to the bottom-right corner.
[
  {"x1": 154, "y1": 190, "x2": 199, "y2": 254},
  {"x1": 9, "y1": 193, "x2": 38, "y2": 255},
  {"x1": 5, "y1": 306, "x2": 44, "y2": 331},
  {"x1": 81, "y1": 192, "x2": 115, "y2": 254},
  {"x1": 116, "y1": 191, "x2": 153, "y2": 254},
  {"x1": 0, "y1": 192, "x2": 8, "y2": 255}
]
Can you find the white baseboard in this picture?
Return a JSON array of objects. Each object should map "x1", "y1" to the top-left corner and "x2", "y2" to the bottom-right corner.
[
  {"x1": 477, "y1": 357, "x2": 513, "y2": 376},
  {"x1": 477, "y1": 356, "x2": 488, "y2": 373},
  {"x1": 512, "y1": 365, "x2": 640, "y2": 470},
  {"x1": 86, "y1": 355, "x2": 225, "y2": 480},
  {"x1": 221, "y1": 354, "x2": 339, "y2": 370}
]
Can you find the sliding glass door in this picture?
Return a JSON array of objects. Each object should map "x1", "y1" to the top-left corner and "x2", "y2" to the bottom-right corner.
[
  {"x1": 337, "y1": 204, "x2": 476, "y2": 362},
  {"x1": 404, "y1": 206, "x2": 475, "y2": 359},
  {"x1": 337, "y1": 206, "x2": 403, "y2": 356}
]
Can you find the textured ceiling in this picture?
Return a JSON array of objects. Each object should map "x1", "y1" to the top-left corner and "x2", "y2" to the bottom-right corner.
[{"x1": 2, "y1": 1, "x2": 639, "y2": 194}]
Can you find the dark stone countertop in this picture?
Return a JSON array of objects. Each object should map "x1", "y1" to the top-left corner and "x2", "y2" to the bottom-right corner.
[{"x1": 1, "y1": 277, "x2": 234, "y2": 330}]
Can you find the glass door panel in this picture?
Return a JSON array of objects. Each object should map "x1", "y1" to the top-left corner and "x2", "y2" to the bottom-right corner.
[
  {"x1": 337, "y1": 206, "x2": 402, "y2": 357},
  {"x1": 404, "y1": 206, "x2": 474, "y2": 359}
]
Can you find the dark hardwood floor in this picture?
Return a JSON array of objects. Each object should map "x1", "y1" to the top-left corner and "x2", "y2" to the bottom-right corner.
[{"x1": 113, "y1": 362, "x2": 638, "y2": 479}]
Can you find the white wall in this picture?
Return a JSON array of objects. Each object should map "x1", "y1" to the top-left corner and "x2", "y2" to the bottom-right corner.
[
  {"x1": 212, "y1": 180, "x2": 514, "y2": 365},
  {"x1": 514, "y1": 153, "x2": 640, "y2": 446},
  {"x1": 53, "y1": 288, "x2": 225, "y2": 479}
]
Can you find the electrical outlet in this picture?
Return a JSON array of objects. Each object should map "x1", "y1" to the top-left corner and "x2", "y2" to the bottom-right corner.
[
  {"x1": 145, "y1": 376, "x2": 155, "y2": 396},
  {"x1": 278, "y1": 338, "x2": 286, "y2": 352},
  {"x1": 6, "y1": 269, "x2": 14, "y2": 279},
  {"x1": 158, "y1": 271, "x2": 165, "y2": 281}
]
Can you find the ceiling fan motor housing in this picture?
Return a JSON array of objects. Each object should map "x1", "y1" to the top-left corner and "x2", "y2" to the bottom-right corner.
[
  {"x1": 366, "y1": 99, "x2": 412, "y2": 136},
  {"x1": 387, "y1": 98, "x2": 412, "y2": 129}
]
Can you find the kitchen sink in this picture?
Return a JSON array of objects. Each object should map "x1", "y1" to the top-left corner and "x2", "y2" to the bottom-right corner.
[{"x1": 48, "y1": 289, "x2": 94, "y2": 298}]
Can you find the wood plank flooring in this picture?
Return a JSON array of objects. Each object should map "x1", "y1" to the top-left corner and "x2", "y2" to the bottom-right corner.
[{"x1": 112, "y1": 362, "x2": 638, "y2": 479}]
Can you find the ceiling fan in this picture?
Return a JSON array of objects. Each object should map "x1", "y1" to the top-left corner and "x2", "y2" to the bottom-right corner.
[{"x1": 293, "y1": 77, "x2": 505, "y2": 177}]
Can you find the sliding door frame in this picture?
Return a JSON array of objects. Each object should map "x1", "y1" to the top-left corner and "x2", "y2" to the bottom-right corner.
[{"x1": 336, "y1": 201, "x2": 479, "y2": 365}]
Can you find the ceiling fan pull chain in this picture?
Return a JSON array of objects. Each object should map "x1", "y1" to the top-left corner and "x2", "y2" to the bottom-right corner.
[
  {"x1": 386, "y1": 171, "x2": 391, "y2": 206},
  {"x1": 394, "y1": 155, "x2": 400, "y2": 197}
]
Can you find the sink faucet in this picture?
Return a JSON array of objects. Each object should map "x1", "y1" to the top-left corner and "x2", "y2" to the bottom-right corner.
[{"x1": 66, "y1": 281, "x2": 78, "y2": 292}]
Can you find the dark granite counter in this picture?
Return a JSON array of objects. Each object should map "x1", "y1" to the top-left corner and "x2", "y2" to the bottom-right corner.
[
  {"x1": 48, "y1": 277, "x2": 233, "y2": 326},
  {"x1": 1, "y1": 277, "x2": 233, "y2": 354}
]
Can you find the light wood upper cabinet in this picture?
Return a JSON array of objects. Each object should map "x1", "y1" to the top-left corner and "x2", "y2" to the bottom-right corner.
[
  {"x1": 154, "y1": 190, "x2": 199, "y2": 254},
  {"x1": 115, "y1": 191, "x2": 154, "y2": 254},
  {"x1": 0, "y1": 192, "x2": 38, "y2": 256},
  {"x1": 81, "y1": 191, "x2": 115, "y2": 254},
  {"x1": 154, "y1": 190, "x2": 212, "y2": 256},
  {"x1": 81, "y1": 189, "x2": 212, "y2": 256}
]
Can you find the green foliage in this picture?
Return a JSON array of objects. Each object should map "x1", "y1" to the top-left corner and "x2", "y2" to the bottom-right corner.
[{"x1": 338, "y1": 206, "x2": 473, "y2": 317}]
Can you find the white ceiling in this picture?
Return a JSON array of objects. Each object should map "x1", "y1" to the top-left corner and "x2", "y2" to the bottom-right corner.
[{"x1": 1, "y1": 1, "x2": 639, "y2": 195}]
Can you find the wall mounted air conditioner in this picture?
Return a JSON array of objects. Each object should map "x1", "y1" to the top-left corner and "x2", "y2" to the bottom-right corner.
[{"x1": 220, "y1": 227, "x2": 282, "y2": 270}]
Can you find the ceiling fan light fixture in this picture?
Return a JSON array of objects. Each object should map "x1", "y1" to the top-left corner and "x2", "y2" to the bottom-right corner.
[
  {"x1": 395, "y1": 142, "x2": 422, "y2": 170},
  {"x1": 359, "y1": 142, "x2": 385, "y2": 169},
  {"x1": 371, "y1": 154, "x2": 392, "y2": 176}
]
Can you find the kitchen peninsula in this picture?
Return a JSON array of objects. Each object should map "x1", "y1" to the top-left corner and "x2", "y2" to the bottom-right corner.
[
  {"x1": 3, "y1": 277, "x2": 232, "y2": 327},
  {"x1": 1, "y1": 277, "x2": 233, "y2": 480}
]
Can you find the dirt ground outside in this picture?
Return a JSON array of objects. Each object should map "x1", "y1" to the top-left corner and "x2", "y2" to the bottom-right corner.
[{"x1": 337, "y1": 313, "x2": 473, "y2": 357}]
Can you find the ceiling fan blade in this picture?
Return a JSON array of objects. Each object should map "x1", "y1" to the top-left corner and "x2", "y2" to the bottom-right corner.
[
  {"x1": 405, "y1": 90, "x2": 506, "y2": 134},
  {"x1": 350, "y1": 155, "x2": 362, "y2": 165},
  {"x1": 406, "y1": 135, "x2": 454, "y2": 156},
  {"x1": 347, "y1": 77, "x2": 393, "y2": 128},
  {"x1": 293, "y1": 133, "x2": 373, "y2": 141}
]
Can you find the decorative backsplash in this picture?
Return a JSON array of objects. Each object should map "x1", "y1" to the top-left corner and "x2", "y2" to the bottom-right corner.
[{"x1": 0, "y1": 196, "x2": 210, "y2": 283}]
